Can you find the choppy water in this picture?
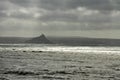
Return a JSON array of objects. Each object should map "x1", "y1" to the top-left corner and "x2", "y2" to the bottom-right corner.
[
  {"x1": 1, "y1": 44, "x2": 120, "y2": 80},
  {"x1": 0, "y1": 44, "x2": 120, "y2": 54}
]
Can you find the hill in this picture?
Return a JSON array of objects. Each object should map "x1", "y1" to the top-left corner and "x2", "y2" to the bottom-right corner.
[{"x1": 26, "y1": 34, "x2": 52, "y2": 44}]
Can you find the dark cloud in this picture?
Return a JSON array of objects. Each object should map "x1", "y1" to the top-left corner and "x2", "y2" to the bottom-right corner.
[
  {"x1": 0, "y1": 0, "x2": 120, "y2": 37},
  {"x1": 39, "y1": 11, "x2": 78, "y2": 22},
  {"x1": 0, "y1": 0, "x2": 10, "y2": 10},
  {"x1": 38, "y1": 9, "x2": 111, "y2": 23},
  {"x1": 0, "y1": 0, "x2": 118, "y2": 24},
  {"x1": 9, "y1": 0, "x2": 32, "y2": 7},
  {"x1": 68, "y1": 0, "x2": 113, "y2": 11},
  {"x1": 7, "y1": 0, "x2": 120, "y2": 11}
]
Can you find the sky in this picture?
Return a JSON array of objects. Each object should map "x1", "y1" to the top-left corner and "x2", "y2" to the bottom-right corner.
[{"x1": 0, "y1": 0, "x2": 120, "y2": 38}]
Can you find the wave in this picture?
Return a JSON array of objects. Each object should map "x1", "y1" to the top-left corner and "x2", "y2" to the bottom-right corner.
[{"x1": 0, "y1": 44, "x2": 120, "y2": 54}]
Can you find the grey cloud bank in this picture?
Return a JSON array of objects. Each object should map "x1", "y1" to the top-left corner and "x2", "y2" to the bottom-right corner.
[{"x1": 0, "y1": 0, "x2": 120, "y2": 38}]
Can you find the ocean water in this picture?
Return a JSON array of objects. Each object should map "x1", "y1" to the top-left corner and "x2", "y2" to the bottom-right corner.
[
  {"x1": 0, "y1": 44, "x2": 120, "y2": 54},
  {"x1": 0, "y1": 44, "x2": 120, "y2": 80}
]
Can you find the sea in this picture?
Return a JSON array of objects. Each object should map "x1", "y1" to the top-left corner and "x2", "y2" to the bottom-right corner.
[
  {"x1": 0, "y1": 44, "x2": 120, "y2": 54},
  {"x1": 0, "y1": 44, "x2": 120, "y2": 80}
]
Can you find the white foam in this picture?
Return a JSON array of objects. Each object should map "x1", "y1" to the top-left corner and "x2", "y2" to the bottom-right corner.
[{"x1": 0, "y1": 44, "x2": 120, "y2": 54}]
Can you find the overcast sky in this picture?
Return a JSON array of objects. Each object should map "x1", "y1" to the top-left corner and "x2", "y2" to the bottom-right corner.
[{"x1": 0, "y1": 0, "x2": 120, "y2": 38}]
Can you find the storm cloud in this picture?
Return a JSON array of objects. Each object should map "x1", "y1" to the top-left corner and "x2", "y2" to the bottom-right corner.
[
  {"x1": 8, "y1": 0, "x2": 120, "y2": 11},
  {"x1": 0, "y1": 0, "x2": 120, "y2": 38}
]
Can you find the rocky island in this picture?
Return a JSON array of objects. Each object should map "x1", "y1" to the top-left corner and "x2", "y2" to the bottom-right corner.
[{"x1": 26, "y1": 34, "x2": 52, "y2": 44}]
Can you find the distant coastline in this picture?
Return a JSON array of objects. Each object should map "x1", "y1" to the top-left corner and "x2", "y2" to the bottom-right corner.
[{"x1": 0, "y1": 34, "x2": 120, "y2": 46}]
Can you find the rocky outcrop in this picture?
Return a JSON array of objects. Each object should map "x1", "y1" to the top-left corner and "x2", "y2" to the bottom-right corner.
[{"x1": 26, "y1": 34, "x2": 52, "y2": 44}]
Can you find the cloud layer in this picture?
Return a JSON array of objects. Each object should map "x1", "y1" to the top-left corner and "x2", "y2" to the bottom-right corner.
[{"x1": 0, "y1": 0, "x2": 120, "y2": 38}]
